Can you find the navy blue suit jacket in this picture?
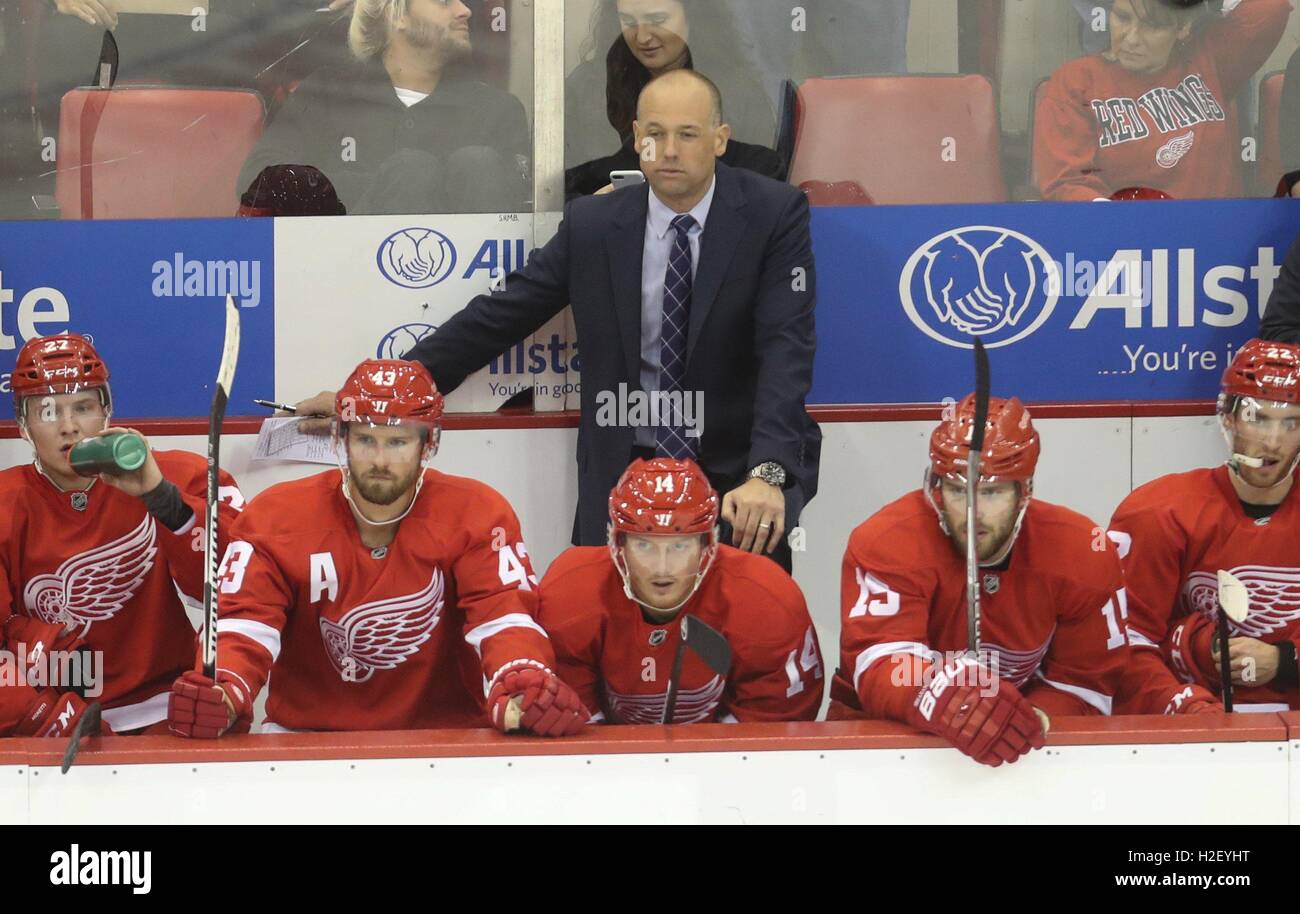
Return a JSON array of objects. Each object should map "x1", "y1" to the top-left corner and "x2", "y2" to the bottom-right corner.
[{"x1": 406, "y1": 161, "x2": 822, "y2": 545}]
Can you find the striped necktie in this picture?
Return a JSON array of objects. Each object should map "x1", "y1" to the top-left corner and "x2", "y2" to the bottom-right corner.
[{"x1": 656, "y1": 214, "x2": 698, "y2": 458}]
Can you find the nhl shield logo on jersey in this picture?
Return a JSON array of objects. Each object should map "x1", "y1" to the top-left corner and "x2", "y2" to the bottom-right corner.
[
  {"x1": 648, "y1": 629, "x2": 668, "y2": 647},
  {"x1": 22, "y1": 514, "x2": 158, "y2": 636},
  {"x1": 320, "y1": 569, "x2": 446, "y2": 683},
  {"x1": 982, "y1": 574, "x2": 1000, "y2": 595}
]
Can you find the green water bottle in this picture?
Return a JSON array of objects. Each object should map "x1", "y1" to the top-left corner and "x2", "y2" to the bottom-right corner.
[{"x1": 69, "y1": 434, "x2": 148, "y2": 477}]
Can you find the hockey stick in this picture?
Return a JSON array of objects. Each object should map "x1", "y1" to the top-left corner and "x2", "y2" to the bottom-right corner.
[
  {"x1": 966, "y1": 337, "x2": 990, "y2": 655},
  {"x1": 1216, "y1": 570, "x2": 1249, "y2": 712},
  {"x1": 662, "y1": 615, "x2": 731, "y2": 724},
  {"x1": 60, "y1": 701, "x2": 102, "y2": 774},
  {"x1": 202, "y1": 296, "x2": 241, "y2": 679}
]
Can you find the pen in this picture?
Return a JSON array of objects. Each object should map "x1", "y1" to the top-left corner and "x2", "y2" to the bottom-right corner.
[{"x1": 254, "y1": 399, "x2": 298, "y2": 413}]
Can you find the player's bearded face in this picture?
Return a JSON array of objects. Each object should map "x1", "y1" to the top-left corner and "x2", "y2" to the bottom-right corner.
[
  {"x1": 938, "y1": 478, "x2": 1022, "y2": 562},
  {"x1": 345, "y1": 424, "x2": 425, "y2": 506},
  {"x1": 401, "y1": 0, "x2": 472, "y2": 58},
  {"x1": 22, "y1": 391, "x2": 108, "y2": 479},
  {"x1": 1226, "y1": 399, "x2": 1300, "y2": 489},
  {"x1": 622, "y1": 533, "x2": 705, "y2": 611}
]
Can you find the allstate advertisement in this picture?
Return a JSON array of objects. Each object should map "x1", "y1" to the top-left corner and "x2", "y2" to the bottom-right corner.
[
  {"x1": 273, "y1": 213, "x2": 577, "y2": 413},
  {"x1": 0, "y1": 218, "x2": 273, "y2": 421},
  {"x1": 809, "y1": 199, "x2": 1300, "y2": 403}
]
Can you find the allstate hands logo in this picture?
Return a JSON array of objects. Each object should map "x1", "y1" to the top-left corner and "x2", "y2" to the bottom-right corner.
[
  {"x1": 899, "y1": 226, "x2": 1059, "y2": 349},
  {"x1": 377, "y1": 228, "x2": 457, "y2": 289},
  {"x1": 377, "y1": 323, "x2": 437, "y2": 359}
]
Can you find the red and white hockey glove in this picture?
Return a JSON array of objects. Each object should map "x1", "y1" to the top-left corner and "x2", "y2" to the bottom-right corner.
[
  {"x1": 1164, "y1": 618, "x2": 1223, "y2": 686},
  {"x1": 15, "y1": 691, "x2": 109, "y2": 738},
  {"x1": 488, "y1": 664, "x2": 589, "y2": 737},
  {"x1": 1164, "y1": 683, "x2": 1221, "y2": 714},
  {"x1": 4, "y1": 613, "x2": 86, "y2": 656},
  {"x1": 167, "y1": 671, "x2": 252, "y2": 738},
  {"x1": 906, "y1": 657, "x2": 1046, "y2": 767}
]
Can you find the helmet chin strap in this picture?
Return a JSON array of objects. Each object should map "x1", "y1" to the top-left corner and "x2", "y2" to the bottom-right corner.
[
  {"x1": 609, "y1": 528, "x2": 719, "y2": 617},
  {"x1": 923, "y1": 467, "x2": 1033, "y2": 566},
  {"x1": 1219, "y1": 412, "x2": 1300, "y2": 491},
  {"x1": 340, "y1": 467, "x2": 425, "y2": 527}
]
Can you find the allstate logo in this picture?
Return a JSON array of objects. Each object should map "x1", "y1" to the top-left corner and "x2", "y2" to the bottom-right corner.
[
  {"x1": 899, "y1": 225, "x2": 1059, "y2": 349},
  {"x1": 377, "y1": 323, "x2": 438, "y2": 359},
  {"x1": 377, "y1": 228, "x2": 457, "y2": 289}
]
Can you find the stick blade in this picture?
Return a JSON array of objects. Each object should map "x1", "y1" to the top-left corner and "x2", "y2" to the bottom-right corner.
[
  {"x1": 681, "y1": 615, "x2": 731, "y2": 676},
  {"x1": 216, "y1": 295, "x2": 241, "y2": 397},
  {"x1": 60, "y1": 701, "x2": 103, "y2": 774},
  {"x1": 1217, "y1": 569, "x2": 1249, "y2": 624}
]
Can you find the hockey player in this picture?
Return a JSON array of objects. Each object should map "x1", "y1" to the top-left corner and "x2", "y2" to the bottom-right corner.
[
  {"x1": 168, "y1": 359, "x2": 587, "y2": 737},
  {"x1": 1110, "y1": 339, "x2": 1300, "y2": 711},
  {"x1": 829, "y1": 394, "x2": 1191, "y2": 767},
  {"x1": 0, "y1": 333, "x2": 243, "y2": 737},
  {"x1": 537, "y1": 458, "x2": 823, "y2": 724}
]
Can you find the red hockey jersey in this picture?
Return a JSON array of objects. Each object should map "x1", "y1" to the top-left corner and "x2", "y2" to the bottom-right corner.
[
  {"x1": 0, "y1": 453, "x2": 242, "y2": 734},
  {"x1": 214, "y1": 468, "x2": 555, "y2": 731},
  {"x1": 537, "y1": 545, "x2": 823, "y2": 724},
  {"x1": 1109, "y1": 465, "x2": 1300, "y2": 710},
  {"x1": 831, "y1": 491, "x2": 1130, "y2": 722},
  {"x1": 1035, "y1": 0, "x2": 1290, "y2": 201}
]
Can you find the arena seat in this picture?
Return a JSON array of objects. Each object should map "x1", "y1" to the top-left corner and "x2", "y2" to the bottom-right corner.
[
  {"x1": 798, "y1": 179, "x2": 873, "y2": 206},
  {"x1": 788, "y1": 75, "x2": 1008, "y2": 205},
  {"x1": 1257, "y1": 70, "x2": 1285, "y2": 195},
  {"x1": 54, "y1": 87, "x2": 266, "y2": 220}
]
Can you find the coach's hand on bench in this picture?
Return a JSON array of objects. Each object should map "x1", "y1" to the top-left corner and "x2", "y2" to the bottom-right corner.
[{"x1": 287, "y1": 390, "x2": 338, "y2": 435}]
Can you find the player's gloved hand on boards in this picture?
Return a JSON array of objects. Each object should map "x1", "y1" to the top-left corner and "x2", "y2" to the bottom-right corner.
[
  {"x1": 16, "y1": 691, "x2": 111, "y2": 737},
  {"x1": 488, "y1": 664, "x2": 589, "y2": 737},
  {"x1": 1164, "y1": 683, "x2": 1221, "y2": 714},
  {"x1": 168, "y1": 671, "x2": 251, "y2": 738},
  {"x1": 906, "y1": 656, "x2": 1045, "y2": 766},
  {"x1": 289, "y1": 389, "x2": 338, "y2": 435}
]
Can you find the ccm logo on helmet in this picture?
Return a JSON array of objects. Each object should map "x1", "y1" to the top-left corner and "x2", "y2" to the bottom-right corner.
[{"x1": 1259, "y1": 374, "x2": 1297, "y2": 388}]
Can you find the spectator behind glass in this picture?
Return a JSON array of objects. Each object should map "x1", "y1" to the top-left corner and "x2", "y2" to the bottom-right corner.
[
  {"x1": 565, "y1": 0, "x2": 781, "y2": 199},
  {"x1": 1035, "y1": 0, "x2": 1290, "y2": 201},
  {"x1": 236, "y1": 0, "x2": 530, "y2": 216}
]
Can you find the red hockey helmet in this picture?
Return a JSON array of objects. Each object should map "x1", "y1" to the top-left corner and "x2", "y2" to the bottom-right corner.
[
  {"x1": 608, "y1": 458, "x2": 720, "y2": 613},
  {"x1": 1219, "y1": 339, "x2": 1300, "y2": 406},
  {"x1": 11, "y1": 333, "x2": 111, "y2": 419},
  {"x1": 336, "y1": 359, "x2": 444, "y2": 426},
  {"x1": 929, "y1": 394, "x2": 1040, "y2": 483},
  {"x1": 608, "y1": 457, "x2": 719, "y2": 535},
  {"x1": 1109, "y1": 186, "x2": 1174, "y2": 201}
]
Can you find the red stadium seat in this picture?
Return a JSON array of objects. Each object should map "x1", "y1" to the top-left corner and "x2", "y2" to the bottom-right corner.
[
  {"x1": 798, "y1": 180, "x2": 873, "y2": 206},
  {"x1": 54, "y1": 87, "x2": 266, "y2": 220},
  {"x1": 788, "y1": 75, "x2": 1008, "y2": 205},
  {"x1": 1257, "y1": 70, "x2": 1285, "y2": 195}
]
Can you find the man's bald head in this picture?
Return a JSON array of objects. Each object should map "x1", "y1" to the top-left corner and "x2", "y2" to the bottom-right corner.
[{"x1": 636, "y1": 68, "x2": 724, "y2": 128}]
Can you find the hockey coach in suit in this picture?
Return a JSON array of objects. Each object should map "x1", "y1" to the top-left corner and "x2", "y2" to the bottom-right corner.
[{"x1": 299, "y1": 69, "x2": 821, "y2": 571}]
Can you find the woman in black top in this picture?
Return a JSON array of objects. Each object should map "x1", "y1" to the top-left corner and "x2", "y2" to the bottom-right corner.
[{"x1": 564, "y1": 0, "x2": 784, "y2": 199}]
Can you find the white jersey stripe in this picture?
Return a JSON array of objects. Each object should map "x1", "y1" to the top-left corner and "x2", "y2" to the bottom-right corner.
[
  {"x1": 218, "y1": 618, "x2": 282, "y2": 661},
  {"x1": 464, "y1": 613, "x2": 548, "y2": 657},
  {"x1": 852, "y1": 640, "x2": 935, "y2": 692},
  {"x1": 1035, "y1": 672, "x2": 1113, "y2": 715}
]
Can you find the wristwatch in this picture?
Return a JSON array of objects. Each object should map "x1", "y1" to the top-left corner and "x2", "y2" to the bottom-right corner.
[{"x1": 749, "y1": 461, "x2": 787, "y2": 488}]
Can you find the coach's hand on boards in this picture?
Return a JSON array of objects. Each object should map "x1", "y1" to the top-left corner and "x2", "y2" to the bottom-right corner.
[
  {"x1": 96, "y1": 428, "x2": 164, "y2": 498},
  {"x1": 54, "y1": 0, "x2": 118, "y2": 29},
  {"x1": 288, "y1": 390, "x2": 338, "y2": 435}
]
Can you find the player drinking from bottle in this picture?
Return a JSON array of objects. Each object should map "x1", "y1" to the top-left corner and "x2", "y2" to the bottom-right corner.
[
  {"x1": 0, "y1": 333, "x2": 244, "y2": 737},
  {"x1": 168, "y1": 359, "x2": 587, "y2": 737}
]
